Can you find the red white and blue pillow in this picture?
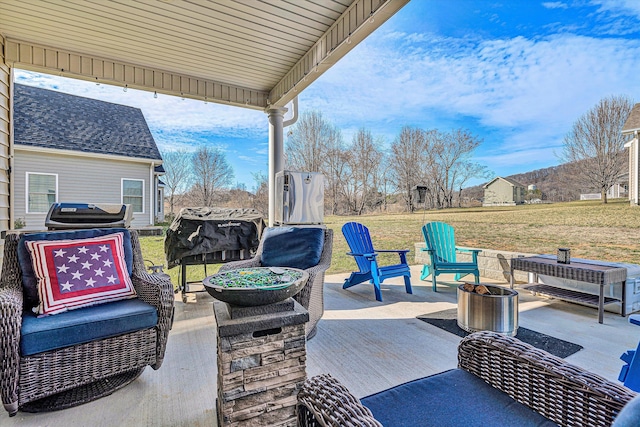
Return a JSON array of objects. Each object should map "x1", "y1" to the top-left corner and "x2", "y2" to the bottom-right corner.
[{"x1": 25, "y1": 232, "x2": 136, "y2": 315}]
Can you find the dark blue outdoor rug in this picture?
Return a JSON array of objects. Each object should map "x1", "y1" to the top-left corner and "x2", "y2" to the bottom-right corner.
[{"x1": 417, "y1": 309, "x2": 583, "y2": 359}]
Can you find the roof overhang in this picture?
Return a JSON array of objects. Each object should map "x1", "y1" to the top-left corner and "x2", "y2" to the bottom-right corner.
[{"x1": 0, "y1": 0, "x2": 409, "y2": 111}]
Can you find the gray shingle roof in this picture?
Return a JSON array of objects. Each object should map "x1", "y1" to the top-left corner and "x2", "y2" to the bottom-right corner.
[
  {"x1": 623, "y1": 103, "x2": 640, "y2": 133},
  {"x1": 14, "y1": 84, "x2": 162, "y2": 161}
]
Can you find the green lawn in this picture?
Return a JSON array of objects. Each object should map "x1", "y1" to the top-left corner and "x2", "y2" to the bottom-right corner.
[{"x1": 139, "y1": 199, "x2": 640, "y2": 286}]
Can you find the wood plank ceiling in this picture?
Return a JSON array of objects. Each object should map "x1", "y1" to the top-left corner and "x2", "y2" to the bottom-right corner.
[{"x1": 0, "y1": 0, "x2": 409, "y2": 109}]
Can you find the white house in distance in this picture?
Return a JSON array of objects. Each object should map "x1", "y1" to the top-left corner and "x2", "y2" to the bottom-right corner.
[
  {"x1": 13, "y1": 84, "x2": 164, "y2": 229},
  {"x1": 623, "y1": 103, "x2": 640, "y2": 206},
  {"x1": 483, "y1": 177, "x2": 526, "y2": 207}
]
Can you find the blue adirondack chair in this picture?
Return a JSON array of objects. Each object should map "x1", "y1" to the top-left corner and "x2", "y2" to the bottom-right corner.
[
  {"x1": 421, "y1": 221, "x2": 481, "y2": 292},
  {"x1": 342, "y1": 222, "x2": 412, "y2": 302}
]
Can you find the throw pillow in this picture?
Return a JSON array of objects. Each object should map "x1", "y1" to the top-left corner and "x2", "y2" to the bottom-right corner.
[
  {"x1": 18, "y1": 228, "x2": 133, "y2": 311},
  {"x1": 25, "y1": 232, "x2": 137, "y2": 315},
  {"x1": 260, "y1": 227, "x2": 324, "y2": 270}
]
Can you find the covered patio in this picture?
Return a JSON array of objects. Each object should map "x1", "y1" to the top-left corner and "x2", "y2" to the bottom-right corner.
[
  {"x1": 2, "y1": 2, "x2": 639, "y2": 425},
  {"x1": 2, "y1": 267, "x2": 637, "y2": 425}
]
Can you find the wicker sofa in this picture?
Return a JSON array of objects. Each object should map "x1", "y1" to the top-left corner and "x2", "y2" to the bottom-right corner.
[
  {"x1": 298, "y1": 331, "x2": 638, "y2": 427},
  {"x1": 219, "y1": 226, "x2": 332, "y2": 339},
  {"x1": 0, "y1": 229, "x2": 174, "y2": 416}
]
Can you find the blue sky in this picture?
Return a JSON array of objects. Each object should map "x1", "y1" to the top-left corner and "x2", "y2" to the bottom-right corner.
[{"x1": 15, "y1": 0, "x2": 640, "y2": 188}]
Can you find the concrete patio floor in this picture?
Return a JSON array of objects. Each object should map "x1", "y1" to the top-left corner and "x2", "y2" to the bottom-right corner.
[{"x1": 3, "y1": 265, "x2": 638, "y2": 426}]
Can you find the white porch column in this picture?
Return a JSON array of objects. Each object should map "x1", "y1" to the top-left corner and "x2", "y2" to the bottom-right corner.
[
  {"x1": 267, "y1": 107, "x2": 287, "y2": 227},
  {"x1": 629, "y1": 131, "x2": 640, "y2": 205}
]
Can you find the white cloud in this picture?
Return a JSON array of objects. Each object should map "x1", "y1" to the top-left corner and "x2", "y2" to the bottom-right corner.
[
  {"x1": 542, "y1": 2, "x2": 569, "y2": 9},
  {"x1": 302, "y1": 28, "x2": 640, "y2": 165},
  {"x1": 591, "y1": 0, "x2": 640, "y2": 16},
  {"x1": 14, "y1": 70, "x2": 266, "y2": 133}
]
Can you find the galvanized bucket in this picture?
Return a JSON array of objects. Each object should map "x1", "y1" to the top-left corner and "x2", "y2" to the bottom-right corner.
[{"x1": 457, "y1": 284, "x2": 518, "y2": 336}]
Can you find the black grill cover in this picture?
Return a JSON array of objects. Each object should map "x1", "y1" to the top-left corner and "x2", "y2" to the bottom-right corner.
[{"x1": 164, "y1": 207, "x2": 266, "y2": 269}]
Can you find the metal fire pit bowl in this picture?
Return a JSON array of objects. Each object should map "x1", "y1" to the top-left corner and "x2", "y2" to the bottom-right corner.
[
  {"x1": 203, "y1": 267, "x2": 308, "y2": 307},
  {"x1": 457, "y1": 284, "x2": 519, "y2": 336}
]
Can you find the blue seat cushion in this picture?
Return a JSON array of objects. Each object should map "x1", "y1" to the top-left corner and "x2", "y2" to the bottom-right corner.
[
  {"x1": 260, "y1": 227, "x2": 324, "y2": 270},
  {"x1": 614, "y1": 394, "x2": 640, "y2": 426},
  {"x1": 17, "y1": 228, "x2": 133, "y2": 311},
  {"x1": 361, "y1": 369, "x2": 558, "y2": 427},
  {"x1": 21, "y1": 298, "x2": 157, "y2": 356}
]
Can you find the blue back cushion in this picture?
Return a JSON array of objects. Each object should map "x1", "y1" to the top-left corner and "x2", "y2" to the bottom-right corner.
[
  {"x1": 260, "y1": 227, "x2": 324, "y2": 270},
  {"x1": 361, "y1": 369, "x2": 558, "y2": 427},
  {"x1": 17, "y1": 228, "x2": 133, "y2": 311}
]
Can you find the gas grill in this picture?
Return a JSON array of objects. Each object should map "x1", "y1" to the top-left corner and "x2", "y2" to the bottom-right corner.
[
  {"x1": 164, "y1": 207, "x2": 266, "y2": 303},
  {"x1": 45, "y1": 203, "x2": 133, "y2": 230}
]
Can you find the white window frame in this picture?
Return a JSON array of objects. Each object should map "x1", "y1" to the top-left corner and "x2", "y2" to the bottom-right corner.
[
  {"x1": 121, "y1": 178, "x2": 145, "y2": 214},
  {"x1": 26, "y1": 172, "x2": 58, "y2": 213}
]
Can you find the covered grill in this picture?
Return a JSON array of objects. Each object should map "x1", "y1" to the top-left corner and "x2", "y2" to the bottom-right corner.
[
  {"x1": 45, "y1": 203, "x2": 133, "y2": 230},
  {"x1": 164, "y1": 207, "x2": 266, "y2": 302}
]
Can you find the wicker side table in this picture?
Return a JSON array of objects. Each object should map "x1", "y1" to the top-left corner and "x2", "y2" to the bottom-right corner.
[{"x1": 510, "y1": 256, "x2": 627, "y2": 324}]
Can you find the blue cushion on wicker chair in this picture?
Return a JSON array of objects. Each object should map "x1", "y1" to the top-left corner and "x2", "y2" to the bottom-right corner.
[
  {"x1": 20, "y1": 298, "x2": 157, "y2": 356},
  {"x1": 361, "y1": 369, "x2": 557, "y2": 427},
  {"x1": 260, "y1": 227, "x2": 324, "y2": 270},
  {"x1": 614, "y1": 394, "x2": 640, "y2": 426}
]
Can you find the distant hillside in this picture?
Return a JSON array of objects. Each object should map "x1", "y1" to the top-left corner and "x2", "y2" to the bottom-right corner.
[{"x1": 463, "y1": 154, "x2": 628, "y2": 203}]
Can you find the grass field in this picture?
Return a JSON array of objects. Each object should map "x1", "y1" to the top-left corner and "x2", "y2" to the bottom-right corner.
[{"x1": 139, "y1": 198, "x2": 640, "y2": 286}]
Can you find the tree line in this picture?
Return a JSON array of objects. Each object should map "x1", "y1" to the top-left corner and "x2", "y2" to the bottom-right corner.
[
  {"x1": 160, "y1": 111, "x2": 488, "y2": 217},
  {"x1": 161, "y1": 94, "x2": 635, "y2": 218},
  {"x1": 286, "y1": 111, "x2": 489, "y2": 214}
]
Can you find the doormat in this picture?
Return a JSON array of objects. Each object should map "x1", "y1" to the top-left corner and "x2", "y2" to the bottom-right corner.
[{"x1": 417, "y1": 309, "x2": 583, "y2": 358}]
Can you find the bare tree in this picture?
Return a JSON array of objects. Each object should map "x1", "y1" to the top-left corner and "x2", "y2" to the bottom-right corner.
[
  {"x1": 286, "y1": 110, "x2": 337, "y2": 171},
  {"x1": 161, "y1": 149, "x2": 192, "y2": 216},
  {"x1": 454, "y1": 162, "x2": 490, "y2": 207},
  {"x1": 191, "y1": 146, "x2": 234, "y2": 206},
  {"x1": 562, "y1": 95, "x2": 633, "y2": 203},
  {"x1": 389, "y1": 126, "x2": 427, "y2": 212},
  {"x1": 344, "y1": 129, "x2": 384, "y2": 215},
  {"x1": 432, "y1": 128, "x2": 483, "y2": 208},
  {"x1": 323, "y1": 135, "x2": 349, "y2": 215},
  {"x1": 251, "y1": 171, "x2": 269, "y2": 215},
  {"x1": 286, "y1": 110, "x2": 351, "y2": 214}
]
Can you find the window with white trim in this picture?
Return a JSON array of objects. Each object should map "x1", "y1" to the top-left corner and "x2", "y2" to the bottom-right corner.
[
  {"x1": 27, "y1": 173, "x2": 57, "y2": 213},
  {"x1": 122, "y1": 179, "x2": 144, "y2": 213}
]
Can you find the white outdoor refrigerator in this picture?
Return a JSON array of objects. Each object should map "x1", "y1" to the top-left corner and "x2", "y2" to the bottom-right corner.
[{"x1": 275, "y1": 171, "x2": 324, "y2": 225}]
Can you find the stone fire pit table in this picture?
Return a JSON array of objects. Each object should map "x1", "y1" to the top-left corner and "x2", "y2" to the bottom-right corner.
[
  {"x1": 207, "y1": 266, "x2": 310, "y2": 426},
  {"x1": 203, "y1": 266, "x2": 308, "y2": 306}
]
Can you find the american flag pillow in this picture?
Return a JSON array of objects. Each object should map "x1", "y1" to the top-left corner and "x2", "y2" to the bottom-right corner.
[{"x1": 25, "y1": 232, "x2": 137, "y2": 315}]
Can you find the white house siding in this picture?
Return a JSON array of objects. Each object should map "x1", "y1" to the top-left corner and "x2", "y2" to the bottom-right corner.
[
  {"x1": 0, "y1": 38, "x2": 12, "y2": 234},
  {"x1": 14, "y1": 149, "x2": 154, "y2": 229}
]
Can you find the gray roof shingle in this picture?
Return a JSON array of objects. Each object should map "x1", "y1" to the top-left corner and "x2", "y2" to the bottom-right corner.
[
  {"x1": 623, "y1": 103, "x2": 640, "y2": 133},
  {"x1": 14, "y1": 84, "x2": 162, "y2": 161}
]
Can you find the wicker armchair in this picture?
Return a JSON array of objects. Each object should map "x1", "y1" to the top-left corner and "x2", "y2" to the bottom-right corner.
[
  {"x1": 0, "y1": 230, "x2": 174, "y2": 416},
  {"x1": 298, "y1": 331, "x2": 638, "y2": 427},
  {"x1": 219, "y1": 227, "x2": 333, "y2": 339}
]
